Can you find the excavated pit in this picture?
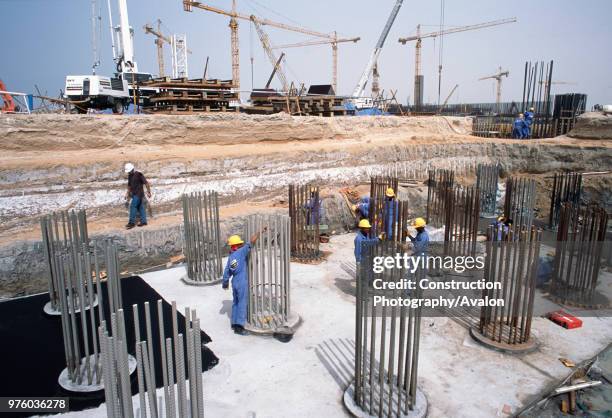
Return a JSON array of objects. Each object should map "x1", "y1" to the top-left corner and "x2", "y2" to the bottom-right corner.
[{"x1": 0, "y1": 112, "x2": 610, "y2": 298}]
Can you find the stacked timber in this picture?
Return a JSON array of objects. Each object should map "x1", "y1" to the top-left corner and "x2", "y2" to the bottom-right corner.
[{"x1": 141, "y1": 77, "x2": 240, "y2": 113}]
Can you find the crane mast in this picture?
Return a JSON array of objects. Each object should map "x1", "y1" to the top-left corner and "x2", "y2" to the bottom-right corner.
[
  {"x1": 352, "y1": 0, "x2": 403, "y2": 98},
  {"x1": 116, "y1": 0, "x2": 138, "y2": 73},
  {"x1": 399, "y1": 17, "x2": 516, "y2": 108}
]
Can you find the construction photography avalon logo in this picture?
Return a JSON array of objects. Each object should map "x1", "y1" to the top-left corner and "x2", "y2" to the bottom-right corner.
[{"x1": 0, "y1": 0, "x2": 611, "y2": 417}]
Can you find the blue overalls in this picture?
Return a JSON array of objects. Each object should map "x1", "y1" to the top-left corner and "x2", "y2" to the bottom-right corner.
[
  {"x1": 358, "y1": 196, "x2": 370, "y2": 219},
  {"x1": 512, "y1": 118, "x2": 526, "y2": 139},
  {"x1": 383, "y1": 198, "x2": 399, "y2": 238},
  {"x1": 305, "y1": 197, "x2": 324, "y2": 225},
  {"x1": 409, "y1": 229, "x2": 430, "y2": 256},
  {"x1": 354, "y1": 231, "x2": 378, "y2": 263},
  {"x1": 223, "y1": 243, "x2": 252, "y2": 327},
  {"x1": 524, "y1": 111, "x2": 534, "y2": 138}
]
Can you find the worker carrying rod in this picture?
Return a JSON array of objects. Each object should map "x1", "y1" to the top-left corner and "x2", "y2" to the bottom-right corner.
[{"x1": 222, "y1": 228, "x2": 265, "y2": 336}]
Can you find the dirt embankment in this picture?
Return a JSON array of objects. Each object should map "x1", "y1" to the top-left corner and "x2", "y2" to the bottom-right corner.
[
  {"x1": 0, "y1": 113, "x2": 473, "y2": 152},
  {"x1": 568, "y1": 112, "x2": 612, "y2": 140}
]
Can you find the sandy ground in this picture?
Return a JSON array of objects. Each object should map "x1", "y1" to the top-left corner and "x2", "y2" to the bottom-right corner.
[{"x1": 48, "y1": 232, "x2": 612, "y2": 418}]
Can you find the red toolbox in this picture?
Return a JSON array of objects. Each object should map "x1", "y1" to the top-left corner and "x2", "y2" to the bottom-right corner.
[{"x1": 548, "y1": 310, "x2": 583, "y2": 329}]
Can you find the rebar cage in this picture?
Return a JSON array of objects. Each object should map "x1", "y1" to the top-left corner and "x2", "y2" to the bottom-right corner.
[
  {"x1": 426, "y1": 169, "x2": 455, "y2": 227},
  {"x1": 288, "y1": 184, "x2": 321, "y2": 260},
  {"x1": 350, "y1": 240, "x2": 426, "y2": 417},
  {"x1": 475, "y1": 163, "x2": 500, "y2": 216},
  {"x1": 368, "y1": 176, "x2": 409, "y2": 242},
  {"x1": 548, "y1": 172, "x2": 582, "y2": 229},
  {"x1": 443, "y1": 186, "x2": 481, "y2": 258},
  {"x1": 550, "y1": 203, "x2": 609, "y2": 307},
  {"x1": 504, "y1": 177, "x2": 536, "y2": 231},
  {"x1": 181, "y1": 191, "x2": 223, "y2": 285},
  {"x1": 41, "y1": 209, "x2": 90, "y2": 314},
  {"x1": 56, "y1": 240, "x2": 123, "y2": 391},
  {"x1": 474, "y1": 225, "x2": 541, "y2": 351},
  {"x1": 245, "y1": 214, "x2": 294, "y2": 332},
  {"x1": 103, "y1": 301, "x2": 206, "y2": 418}
]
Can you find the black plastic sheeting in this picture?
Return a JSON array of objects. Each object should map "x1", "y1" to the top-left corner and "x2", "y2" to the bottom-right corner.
[{"x1": 0, "y1": 276, "x2": 218, "y2": 417}]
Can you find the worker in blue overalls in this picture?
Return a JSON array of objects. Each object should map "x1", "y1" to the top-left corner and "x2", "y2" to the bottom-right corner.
[
  {"x1": 383, "y1": 187, "x2": 399, "y2": 239},
  {"x1": 305, "y1": 188, "x2": 324, "y2": 225},
  {"x1": 222, "y1": 229, "x2": 264, "y2": 336},
  {"x1": 407, "y1": 217, "x2": 429, "y2": 256},
  {"x1": 512, "y1": 113, "x2": 526, "y2": 139},
  {"x1": 352, "y1": 196, "x2": 370, "y2": 220},
  {"x1": 524, "y1": 107, "x2": 535, "y2": 138},
  {"x1": 354, "y1": 219, "x2": 380, "y2": 278}
]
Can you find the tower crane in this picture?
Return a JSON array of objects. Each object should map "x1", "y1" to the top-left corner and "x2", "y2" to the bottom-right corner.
[
  {"x1": 352, "y1": 0, "x2": 404, "y2": 104},
  {"x1": 398, "y1": 17, "x2": 516, "y2": 108},
  {"x1": 478, "y1": 66, "x2": 509, "y2": 112},
  {"x1": 271, "y1": 35, "x2": 360, "y2": 93},
  {"x1": 143, "y1": 20, "x2": 192, "y2": 78},
  {"x1": 250, "y1": 17, "x2": 289, "y2": 92},
  {"x1": 182, "y1": 1, "x2": 358, "y2": 92}
]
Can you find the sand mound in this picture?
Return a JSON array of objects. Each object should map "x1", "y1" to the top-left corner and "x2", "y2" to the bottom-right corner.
[
  {"x1": 568, "y1": 112, "x2": 612, "y2": 140},
  {"x1": 0, "y1": 113, "x2": 473, "y2": 152}
]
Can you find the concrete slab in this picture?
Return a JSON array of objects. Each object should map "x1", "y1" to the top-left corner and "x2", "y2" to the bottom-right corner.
[{"x1": 50, "y1": 232, "x2": 612, "y2": 418}]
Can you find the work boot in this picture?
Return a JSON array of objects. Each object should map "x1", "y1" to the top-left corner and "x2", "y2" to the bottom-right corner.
[
  {"x1": 233, "y1": 325, "x2": 248, "y2": 336},
  {"x1": 137, "y1": 222, "x2": 148, "y2": 227},
  {"x1": 125, "y1": 223, "x2": 135, "y2": 230}
]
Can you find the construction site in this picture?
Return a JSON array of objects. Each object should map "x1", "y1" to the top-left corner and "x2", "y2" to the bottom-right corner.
[{"x1": 1, "y1": 0, "x2": 611, "y2": 417}]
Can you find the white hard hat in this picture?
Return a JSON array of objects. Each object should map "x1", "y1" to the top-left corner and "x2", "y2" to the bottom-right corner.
[{"x1": 124, "y1": 163, "x2": 134, "y2": 173}]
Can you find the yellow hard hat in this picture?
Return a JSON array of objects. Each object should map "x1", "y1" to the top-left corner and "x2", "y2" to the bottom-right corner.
[
  {"x1": 497, "y1": 215, "x2": 506, "y2": 222},
  {"x1": 358, "y1": 219, "x2": 372, "y2": 228},
  {"x1": 412, "y1": 217, "x2": 426, "y2": 228},
  {"x1": 227, "y1": 235, "x2": 244, "y2": 246},
  {"x1": 385, "y1": 187, "x2": 395, "y2": 198}
]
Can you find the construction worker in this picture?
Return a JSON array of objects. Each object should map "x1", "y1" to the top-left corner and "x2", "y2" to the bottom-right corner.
[
  {"x1": 352, "y1": 196, "x2": 370, "y2": 219},
  {"x1": 305, "y1": 188, "x2": 324, "y2": 225},
  {"x1": 354, "y1": 219, "x2": 379, "y2": 267},
  {"x1": 407, "y1": 217, "x2": 429, "y2": 256},
  {"x1": 492, "y1": 215, "x2": 513, "y2": 240},
  {"x1": 512, "y1": 114, "x2": 526, "y2": 139},
  {"x1": 524, "y1": 107, "x2": 535, "y2": 138},
  {"x1": 124, "y1": 163, "x2": 151, "y2": 229},
  {"x1": 383, "y1": 187, "x2": 399, "y2": 238},
  {"x1": 222, "y1": 230, "x2": 264, "y2": 336}
]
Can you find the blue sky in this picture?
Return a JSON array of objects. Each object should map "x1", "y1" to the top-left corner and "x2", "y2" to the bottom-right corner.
[{"x1": 1, "y1": 0, "x2": 611, "y2": 106}]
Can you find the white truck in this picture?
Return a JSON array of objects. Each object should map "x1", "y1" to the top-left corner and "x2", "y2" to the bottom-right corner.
[{"x1": 64, "y1": 75, "x2": 130, "y2": 113}]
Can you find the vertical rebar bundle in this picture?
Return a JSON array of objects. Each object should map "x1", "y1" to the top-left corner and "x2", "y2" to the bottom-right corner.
[
  {"x1": 476, "y1": 163, "x2": 500, "y2": 216},
  {"x1": 349, "y1": 241, "x2": 426, "y2": 417},
  {"x1": 521, "y1": 60, "x2": 554, "y2": 139},
  {"x1": 181, "y1": 191, "x2": 223, "y2": 285},
  {"x1": 245, "y1": 214, "x2": 298, "y2": 332},
  {"x1": 426, "y1": 169, "x2": 454, "y2": 227},
  {"x1": 444, "y1": 187, "x2": 480, "y2": 257},
  {"x1": 116, "y1": 301, "x2": 206, "y2": 418},
  {"x1": 548, "y1": 172, "x2": 582, "y2": 229},
  {"x1": 473, "y1": 226, "x2": 541, "y2": 351},
  {"x1": 288, "y1": 184, "x2": 321, "y2": 260},
  {"x1": 41, "y1": 209, "x2": 90, "y2": 314},
  {"x1": 549, "y1": 203, "x2": 609, "y2": 307},
  {"x1": 504, "y1": 177, "x2": 536, "y2": 231},
  {"x1": 56, "y1": 240, "x2": 123, "y2": 391},
  {"x1": 369, "y1": 176, "x2": 399, "y2": 237}
]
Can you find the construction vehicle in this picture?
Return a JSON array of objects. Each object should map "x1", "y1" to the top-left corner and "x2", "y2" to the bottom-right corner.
[
  {"x1": 0, "y1": 79, "x2": 17, "y2": 113},
  {"x1": 350, "y1": 0, "x2": 404, "y2": 110},
  {"x1": 398, "y1": 18, "x2": 516, "y2": 109},
  {"x1": 64, "y1": 0, "x2": 152, "y2": 113}
]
